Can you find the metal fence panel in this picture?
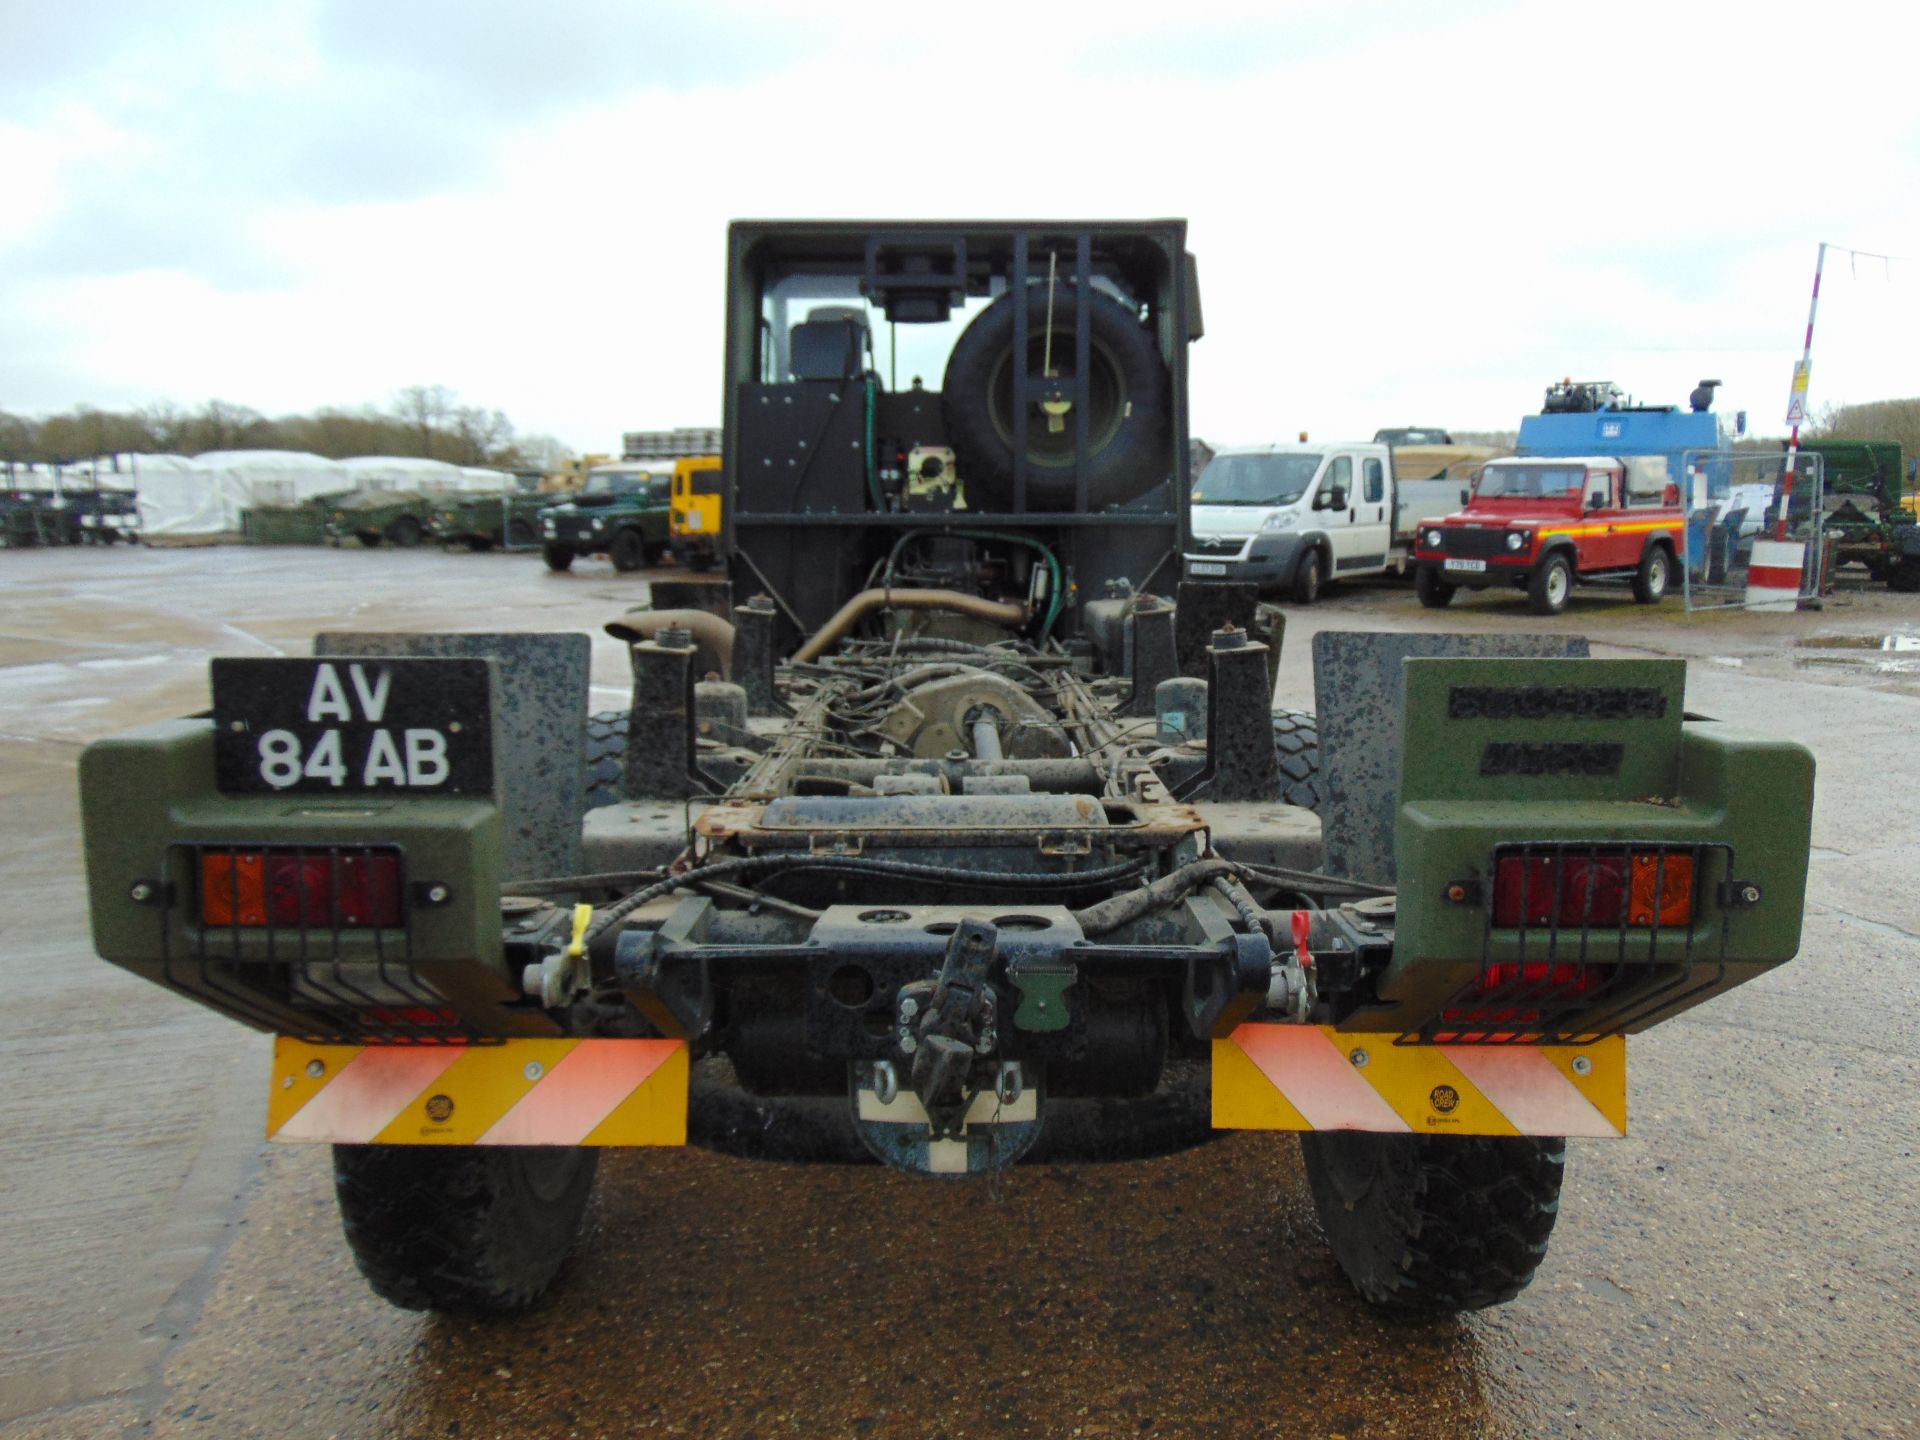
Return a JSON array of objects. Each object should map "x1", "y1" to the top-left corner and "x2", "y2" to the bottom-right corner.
[{"x1": 1678, "y1": 450, "x2": 1824, "y2": 611}]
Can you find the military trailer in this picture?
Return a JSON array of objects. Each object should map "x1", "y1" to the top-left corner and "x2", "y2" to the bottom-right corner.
[
  {"x1": 77, "y1": 220, "x2": 1814, "y2": 1319},
  {"x1": 325, "y1": 489, "x2": 436, "y2": 548},
  {"x1": 433, "y1": 492, "x2": 541, "y2": 552}
]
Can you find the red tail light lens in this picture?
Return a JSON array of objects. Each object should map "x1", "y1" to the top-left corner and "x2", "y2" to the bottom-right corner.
[
  {"x1": 1492, "y1": 851, "x2": 1694, "y2": 929},
  {"x1": 1441, "y1": 960, "x2": 1606, "y2": 1032},
  {"x1": 201, "y1": 851, "x2": 402, "y2": 928}
]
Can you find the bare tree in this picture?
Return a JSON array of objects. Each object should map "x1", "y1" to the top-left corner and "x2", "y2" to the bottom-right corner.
[{"x1": 391, "y1": 385, "x2": 456, "y2": 459}]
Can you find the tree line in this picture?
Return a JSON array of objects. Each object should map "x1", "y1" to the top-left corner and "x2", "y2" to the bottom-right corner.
[
  {"x1": 1806, "y1": 397, "x2": 1920, "y2": 461},
  {"x1": 0, "y1": 386, "x2": 573, "y2": 472}
]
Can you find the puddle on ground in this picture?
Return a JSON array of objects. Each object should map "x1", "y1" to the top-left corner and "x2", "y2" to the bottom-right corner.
[
  {"x1": 1794, "y1": 631, "x2": 1920, "y2": 672},
  {"x1": 1796, "y1": 632, "x2": 1920, "y2": 650}
]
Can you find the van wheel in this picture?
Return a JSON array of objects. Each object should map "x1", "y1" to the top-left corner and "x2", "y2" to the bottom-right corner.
[
  {"x1": 1528, "y1": 553, "x2": 1572, "y2": 615},
  {"x1": 1415, "y1": 567, "x2": 1455, "y2": 608},
  {"x1": 1632, "y1": 543, "x2": 1672, "y2": 604},
  {"x1": 1291, "y1": 548, "x2": 1323, "y2": 604}
]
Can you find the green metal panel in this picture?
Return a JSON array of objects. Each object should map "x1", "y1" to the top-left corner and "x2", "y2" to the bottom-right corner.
[
  {"x1": 1367, "y1": 657, "x2": 1813, "y2": 1034},
  {"x1": 77, "y1": 719, "x2": 527, "y2": 1034}
]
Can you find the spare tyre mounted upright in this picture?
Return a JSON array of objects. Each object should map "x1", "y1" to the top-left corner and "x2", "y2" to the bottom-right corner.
[{"x1": 941, "y1": 278, "x2": 1169, "y2": 512}]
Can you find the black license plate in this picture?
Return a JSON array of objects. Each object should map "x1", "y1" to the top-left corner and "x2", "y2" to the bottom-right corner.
[{"x1": 211, "y1": 658, "x2": 494, "y2": 796}]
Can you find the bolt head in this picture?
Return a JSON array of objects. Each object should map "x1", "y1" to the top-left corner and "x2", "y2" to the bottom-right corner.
[
  {"x1": 1741, "y1": 884, "x2": 1762, "y2": 905},
  {"x1": 1349, "y1": 1048, "x2": 1370, "y2": 1069},
  {"x1": 306, "y1": 1059, "x2": 326, "y2": 1079},
  {"x1": 427, "y1": 884, "x2": 450, "y2": 904},
  {"x1": 898, "y1": 996, "x2": 920, "y2": 1018},
  {"x1": 128, "y1": 882, "x2": 153, "y2": 903},
  {"x1": 1572, "y1": 1055, "x2": 1594, "y2": 1076},
  {"x1": 898, "y1": 1033, "x2": 918, "y2": 1054},
  {"x1": 524, "y1": 1060, "x2": 545, "y2": 1081}
]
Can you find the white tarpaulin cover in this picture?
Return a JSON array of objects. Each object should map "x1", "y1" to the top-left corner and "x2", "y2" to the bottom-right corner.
[{"x1": 72, "y1": 452, "x2": 515, "y2": 535}]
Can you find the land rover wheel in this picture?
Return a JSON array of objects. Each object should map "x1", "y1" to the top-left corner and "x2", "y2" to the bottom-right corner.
[
  {"x1": 543, "y1": 543, "x2": 576, "y2": 572},
  {"x1": 1291, "y1": 548, "x2": 1323, "y2": 605},
  {"x1": 1415, "y1": 566, "x2": 1456, "y2": 609},
  {"x1": 1528, "y1": 553, "x2": 1572, "y2": 615},
  {"x1": 610, "y1": 529, "x2": 647, "y2": 572},
  {"x1": 333, "y1": 1144, "x2": 599, "y2": 1314},
  {"x1": 385, "y1": 515, "x2": 424, "y2": 548},
  {"x1": 508, "y1": 517, "x2": 537, "y2": 548},
  {"x1": 1632, "y1": 543, "x2": 1672, "y2": 604},
  {"x1": 1301, "y1": 1131, "x2": 1566, "y2": 1312}
]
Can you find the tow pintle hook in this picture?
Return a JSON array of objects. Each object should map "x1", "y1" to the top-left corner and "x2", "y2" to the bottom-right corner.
[{"x1": 899, "y1": 917, "x2": 1000, "y2": 1138}]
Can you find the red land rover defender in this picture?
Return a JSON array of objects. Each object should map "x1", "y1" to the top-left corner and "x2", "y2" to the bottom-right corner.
[{"x1": 1411, "y1": 455, "x2": 1684, "y2": 616}]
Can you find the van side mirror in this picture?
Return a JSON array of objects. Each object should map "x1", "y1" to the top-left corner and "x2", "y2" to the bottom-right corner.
[{"x1": 1324, "y1": 486, "x2": 1347, "y2": 512}]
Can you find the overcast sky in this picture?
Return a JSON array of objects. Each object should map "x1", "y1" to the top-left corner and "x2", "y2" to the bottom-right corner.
[{"x1": 3, "y1": 0, "x2": 1916, "y2": 452}]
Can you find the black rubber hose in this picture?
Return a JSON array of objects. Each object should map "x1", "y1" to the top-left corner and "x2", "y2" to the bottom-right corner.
[{"x1": 1071, "y1": 858, "x2": 1239, "y2": 937}]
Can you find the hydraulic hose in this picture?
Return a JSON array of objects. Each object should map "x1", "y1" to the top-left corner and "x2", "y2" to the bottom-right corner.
[{"x1": 792, "y1": 589, "x2": 1027, "y2": 664}]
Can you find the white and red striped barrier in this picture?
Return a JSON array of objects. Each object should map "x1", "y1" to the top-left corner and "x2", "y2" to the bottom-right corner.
[{"x1": 1744, "y1": 540, "x2": 1805, "y2": 611}]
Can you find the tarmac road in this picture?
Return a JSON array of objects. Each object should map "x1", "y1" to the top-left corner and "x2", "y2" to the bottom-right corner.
[{"x1": 1, "y1": 546, "x2": 1916, "y2": 1440}]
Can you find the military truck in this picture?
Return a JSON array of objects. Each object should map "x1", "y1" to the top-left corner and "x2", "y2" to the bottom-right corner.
[
  {"x1": 1793, "y1": 439, "x2": 1920, "y2": 589},
  {"x1": 77, "y1": 220, "x2": 1813, "y2": 1320},
  {"x1": 538, "y1": 464, "x2": 671, "y2": 571}
]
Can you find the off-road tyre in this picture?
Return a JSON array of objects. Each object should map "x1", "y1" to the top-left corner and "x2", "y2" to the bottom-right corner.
[
  {"x1": 941, "y1": 283, "x2": 1169, "y2": 512},
  {"x1": 385, "y1": 515, "x2": 424, "y2": 548},
  {"x1": 610, "y1": 529, "x2": 647, "y2": 573},
  {"x1": 1302, "y1": 1131, "x2": 1566, "y2": 1312},
  {"x1": 1291, "y1": 547, "x2": 1323, "y2": 605},
  {"x1": 1888, "y1": 558, "x2": 1920, "y2": 593},
  {"x1": 356, "y1": 532, "x2": 381, "y2": 549},
  {"x1": 585, "y1": 709, "x2": 628, "y2": 810},
  {"x1": 333, "y1": 1144, "x2": 599, "y2": 1314},
  {"x1": 1528, "y1": 552, "x2": 1572, "y2": 615},
  {"x1": 543, "y1": 542, "x2": 576, "y2": 572},
  {"x1": 508, "y1": 517, "x2": 537, "y2": 548},
  {"x1": 1270, "y1": 708, "x2": 1322, "y2": 813},
  {"x1": 1632, "y1": 542, "x2": 1672, "y2": 604},
  {"x1": 464, "y1": 536, "x2": 494, "y2": 552},
  {"x1": 1414, "y1": 566, "x2": 1456, "y2": 609},
  {"x1": 644, "y1": 541, "x2": 669, "y2": 567}
]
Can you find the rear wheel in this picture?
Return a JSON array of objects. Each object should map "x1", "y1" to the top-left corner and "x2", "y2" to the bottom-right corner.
[
  {"x1": 1528, "y1": 552, "x2": 1572, "y2": 615},
  {"x1": 508, "y1": 517, "x2": 537, "y2": 548},
  {"x1": 585, "y1": 709, "x2": 628, "y2": 809},
  {"x1": 1291, "y1": 548, "x2": 1323, "y2": 605},
  {"x1": 333, "y1": 1145, "x2": 599, "y2": 1314},
  {"x1": 610, "y1": 529, "x2": 647, "y2": 572},
  {"x1": 1302, "y1": 1131, "x2": 1566, "y2": 1312},
  {"x1": 356, "y1": 532, "x2": 381, "y2": 549},
  {"x1": 543, "y1": 542, "x2": 576, "y2": 572},
  {"x1": 385, "y1": 515, "x2": 424, "y2": 548},
  {"x1": 464, "y1": 536, "x2": 494, "y2": 552},
  {"x1": 1632, "y1": 542, "x2": 1672, "y2": 604},
  {"x1": 1270, "y1": 708, "x2": 1322, "y2": 812},
  {"x1": 1414, "y1": 566, "x2": 1456, "y2": 608}
]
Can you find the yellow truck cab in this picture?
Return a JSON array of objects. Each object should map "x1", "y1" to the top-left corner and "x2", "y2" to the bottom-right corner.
[{"x1": 670, "y1": 455, "x2": 723, "y2": 570}]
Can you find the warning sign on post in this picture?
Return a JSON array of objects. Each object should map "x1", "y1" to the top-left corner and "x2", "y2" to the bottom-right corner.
[{"x1": 1785, "y1": 359, "x2": 1812, "y2": 428}]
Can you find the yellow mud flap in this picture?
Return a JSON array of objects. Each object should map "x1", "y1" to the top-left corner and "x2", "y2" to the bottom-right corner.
[
  {"x1": 268, "y1": 1037, "x2": 688, "y2": 1146},
  {"x1": 1212, "y1": 1025, "x2": 1625, "y2": 1138}
]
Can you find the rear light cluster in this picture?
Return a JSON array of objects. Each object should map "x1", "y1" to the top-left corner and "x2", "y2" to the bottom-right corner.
[
  {"x1": 200, "y1": 850, "x2": 403, "y2": 928},
  {"x1": 1491, "y1": 851, "x2": 1694, "y2": 930}
]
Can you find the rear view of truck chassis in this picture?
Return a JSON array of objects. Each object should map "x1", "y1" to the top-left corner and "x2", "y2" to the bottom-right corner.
[{"x1": 78, "y1": 221, "x2": 1813, "y2": 1319}]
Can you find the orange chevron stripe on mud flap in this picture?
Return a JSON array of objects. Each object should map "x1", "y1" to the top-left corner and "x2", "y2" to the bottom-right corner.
[
  {"x1": 1212, "y1": 1025, "x2": 1625, "y2": 1137},
  {"x1": 269, "y1": 1037, "x2": 688, "y2": 1146}
]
